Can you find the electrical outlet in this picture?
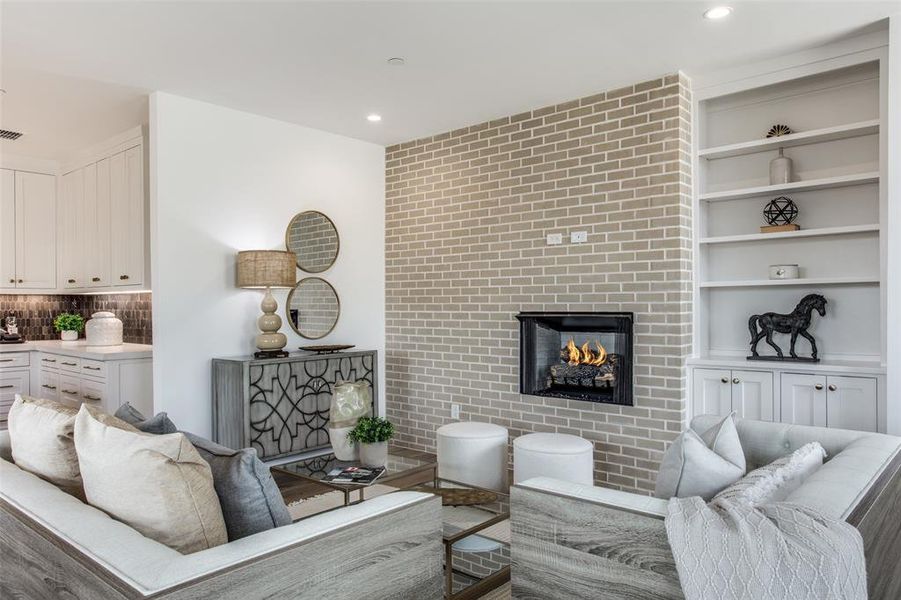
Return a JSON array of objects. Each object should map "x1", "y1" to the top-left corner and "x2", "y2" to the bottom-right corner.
[
  {"x1": 546, "y1": 233, "x2": 563, "y2": 245},
  {"x1": 571, "y1": 231, "x2": 588, "y2": 243},
  {"x1": 451, "y1": 404, "x2": 461, "y2": 419}
]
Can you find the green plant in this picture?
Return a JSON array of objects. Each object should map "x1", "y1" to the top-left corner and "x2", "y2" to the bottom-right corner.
[
  {"x1": 54, "y1": 313, "x2": 85, "y2": 333},
  {"x1": 347, "y1": 416, "x2": 395, "y2": 444}
]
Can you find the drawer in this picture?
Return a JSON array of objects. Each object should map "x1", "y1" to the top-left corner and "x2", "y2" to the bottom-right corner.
[
  {"x1": 59, "y1": 374, "x2": 82, "y2": 404},
  {"x1": 38, "y1": 353, "x2": 61, "y2": 370},
  {"x1": 58, "y1": 356, "x2": 82, "y2": 374},
  {"x1": 80, "y1": 378, "x2": 107, "y2": 407},
  {"x1": 80, "y1": 359, "x2": 107, "y2": 379},
  {"x1": 39, "y1": 370, "x2": 60, "y2": 401},
  {"x1": 0, "y1": 371, "x2": 29, "y2": 421},
  {"x1": 0, "y1": 352, "x2": 30, "y2": 369}
]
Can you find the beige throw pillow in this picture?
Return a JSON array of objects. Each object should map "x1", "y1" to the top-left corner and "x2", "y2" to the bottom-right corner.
[
  {"x1": 74, "y1": 404, "x2": 228, "y2": 554},
  {"x1": 8, "y1": 395, "x2": 83, "y2": 497}
]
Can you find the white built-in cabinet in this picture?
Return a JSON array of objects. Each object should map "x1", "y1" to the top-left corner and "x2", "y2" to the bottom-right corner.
[
  {"x1": 692, "y1": 369, "x2": 774, "y2": 422},
  {"x1": 780, "y1": 374, "x2": 878, "y2": 432},
  {"x1": 0, "y1": 169, "x2": 57, "y2": 289}
]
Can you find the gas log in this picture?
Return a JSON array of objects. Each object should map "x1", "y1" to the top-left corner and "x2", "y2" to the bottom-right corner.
[{"x1": 548, "y1": 354, "x2": 620, "y2": 388}]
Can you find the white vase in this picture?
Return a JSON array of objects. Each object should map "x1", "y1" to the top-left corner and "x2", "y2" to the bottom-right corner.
[
  {"x1": 85, "y1": 311, "x2": 123, "y2": 346},
  {"x1": 359, "y1": 441, "x2": 388, "y2": 467},
  {"x1": 329, "y1": 426, "x2": 358, "y2": 461},
  {"x1": 60, "y1": 330, "x2": 78, "y2": 341}
]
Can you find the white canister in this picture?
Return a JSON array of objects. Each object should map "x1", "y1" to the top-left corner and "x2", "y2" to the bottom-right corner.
[
  {"x1": 85, "y1": 311, "x2": 124, "y2": 346},
  {"x1": 769, "y1": 264, "x2": 800, "y2": 280}
]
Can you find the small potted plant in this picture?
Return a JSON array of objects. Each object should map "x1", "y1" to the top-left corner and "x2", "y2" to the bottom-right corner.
[
  {"x1": 347, "y1": 416, "x2": 395, "y2": 467},
  {"x1": 54, "y1": 313, "x2": 85, "y2": 342}
]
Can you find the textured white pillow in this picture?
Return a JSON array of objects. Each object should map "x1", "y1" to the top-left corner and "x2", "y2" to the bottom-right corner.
[
  {"x1": 74, "y1": 404, "x2": 228, "y2": 554},
  {"x1": 654, "y1": 413, "x2": 746, "y2": 500},
  {"x1": 712, "y1": 442, "x2": 826, "y2": 508}
]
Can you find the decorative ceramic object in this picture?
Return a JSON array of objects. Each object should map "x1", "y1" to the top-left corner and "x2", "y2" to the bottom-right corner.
[
  {"x1": 60, "y1": 330, "x2": 78, "y2": 342},
  {"x1": 85, "y1": 311, "x2": 124, "y2": 346},
  {"x1": 766, "y1": 124, "x2": 793, "y2": 138},
  {"x1": 328, "y1": 381, "x2": 372, "y2": 460},
  {"x1": 769, "y1": 148, "x2": 793, "y2": 184},
  {"x1": 359, "y1": 441, "x2": 388, "y2": 467},
  {"x1": 235, "y1": 250, "x2": 297, "y2": 359},
  {"x1": 769, "y1": 264, "x2": 799, "y2": 280},
  {"x1": 329, "y1": 426, "x2": 357, "y2": 461}
]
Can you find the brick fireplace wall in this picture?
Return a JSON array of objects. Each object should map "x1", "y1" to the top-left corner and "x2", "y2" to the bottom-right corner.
[{"x1": 385, "y1": 74, "x2": 692, "y2": 494}]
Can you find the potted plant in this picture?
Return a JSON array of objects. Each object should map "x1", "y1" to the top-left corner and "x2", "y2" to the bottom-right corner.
[
  {"x1": 54, "y1": 313, "x2": 85, "y2": 342},
  {"x1": 347, "y1": 416, "x2": 395, "y2": 467}
]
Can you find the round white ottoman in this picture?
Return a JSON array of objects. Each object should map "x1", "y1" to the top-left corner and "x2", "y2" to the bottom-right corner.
[
  {"x1": 437, "y1": 422, "x2": 509, "y2": 492},
  {"x1": 513, "y1": 433, "x2": 594, "y2": 485}
]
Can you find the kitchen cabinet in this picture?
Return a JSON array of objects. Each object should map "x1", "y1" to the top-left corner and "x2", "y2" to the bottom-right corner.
[
  {"x1": 692, "y1": 368, "x2": 774, "y2": 422},
  {"x1": 59, "y1": 168, "x2": 86, "y2": 288},
  {"x1": 0, "y1": 169, "x2": 56, "y2": 289},
  {"x1": 84, "y1": 158, "x2": 111, "y2": 288},
  {"x1": 780, "y1": 374, "x2": 878, "y2": 432},
  {"x1": 0, "y1": 352, "x2": 30, "y2": 426},
  {"x1": 109, "y1": 145, "x2": 145, "y2": 287}
]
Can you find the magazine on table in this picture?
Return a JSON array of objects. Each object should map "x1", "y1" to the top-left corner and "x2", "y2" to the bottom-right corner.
[{"x1": 322, "y1": 465, "x2": 386, "y2": 485}]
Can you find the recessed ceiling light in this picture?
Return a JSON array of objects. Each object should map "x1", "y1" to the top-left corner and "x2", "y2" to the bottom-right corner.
[
  {"x1": 367, "y1": 114, "x2": 382, "y2": 122},
  {"x1": 387, "y1": 57, "x2": 405, "y2": 66},
  {"x1": 703, "y1": 6, "x2": 733, "y2": 19}
]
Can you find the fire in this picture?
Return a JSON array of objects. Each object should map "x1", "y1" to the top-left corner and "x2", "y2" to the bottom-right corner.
[{"x1": 565, "y1": 338, "x2": 608, "y2": 367}]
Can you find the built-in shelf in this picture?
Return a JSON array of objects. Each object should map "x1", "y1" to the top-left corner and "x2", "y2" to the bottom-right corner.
[
  {"x1": 700, "y1": 224, "x2": 880, "y2": 245},
  {"x1": 687, "y1": 355, "x2": 885, "y2": 376},
  {"x1": 698, "y1": 119, "x2": 880, "y2": 160},
  {"x1": 700, "y1": 172, "x2": 879, "y2": 202},
  {"x1": 699, "y1": 276, "x2": 879, "y2": 289}
]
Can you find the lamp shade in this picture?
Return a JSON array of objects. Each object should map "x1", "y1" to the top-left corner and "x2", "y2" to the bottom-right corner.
[{"x1": 236, "y1": 250, "x2": 297, "y2": 289}]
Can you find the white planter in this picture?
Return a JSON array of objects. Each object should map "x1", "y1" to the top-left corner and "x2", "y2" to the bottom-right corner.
[
  {"x1": 359, "y1": 441, "x2": 388, "y2": 467},
  {"x1": 329, "y1": 426, "x2": 358, "y2": 461},
  {"x1": 60, "y1": 330, "x2": 78, "y2": 342},
  {"x1": 85, "y1": 311, "x2": 123, "y2": 346}
]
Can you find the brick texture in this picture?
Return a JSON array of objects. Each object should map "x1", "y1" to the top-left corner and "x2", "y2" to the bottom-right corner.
[{"x1": 385, "y1": 74, "x2": 692, "y2": 494}]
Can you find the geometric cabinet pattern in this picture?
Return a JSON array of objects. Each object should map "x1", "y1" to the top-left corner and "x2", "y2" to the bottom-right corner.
[{"x1": 212, "y1": 351, "x2": 377, "y2": 460}]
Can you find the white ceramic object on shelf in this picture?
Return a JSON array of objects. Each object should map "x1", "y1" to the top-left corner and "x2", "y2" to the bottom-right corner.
[
  {"x1": 769, "y1": 264, "x2": 800, "y2": 280},
  {"x1": 60, "y1": 330, "x2": 78, "y2": 342},
  {"x1": 359, "y1": 441, "x2": 388, "y2": 467},
  {"x1": 329, "y1": 426, "x2": 358, "y2": 461},
  {"x1": 769, "y1": 147, "x2": 793, "y2": 184},
  {"x1": 85, "y1": 311, "x2": 124, "y2": 346}
]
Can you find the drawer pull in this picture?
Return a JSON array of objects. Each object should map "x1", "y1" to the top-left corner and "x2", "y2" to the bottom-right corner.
[
  {"x1": 0, "y1": 359, "x2": 14, "y2": 363},
  {"x1": 0, "y1": 385, "x2": 14, "y2": 389},
  {"x1": 42, "y1": 358, "x2": 57, "y2": 363},
  {"x1": 119, "y1": 275, "x2": 130, "y2": 280},
  {"x1": 67, "y1": 279, "x2": 76, "y2": 284},
  {"x1": 83, "y1": 366, "x2": 101, "y2": 371},
  {"x1": 92, "y1": 277, "x2": 101, "y2": 282},
  {"x1": 828, "y1": 384, "x2": 837, "y2": 392},
  {"x1": 61, "y1": 389, "x2": 79, "y2": 395},
  {"x1": 42, "y1": 384, "x2": 57, "y2": 390},
  {"x1": 61, "y1": 362, "x2": 77, "y2": 366},
  {"x1": 83, "y1": 394, "x2": 101, "y2": 401}
]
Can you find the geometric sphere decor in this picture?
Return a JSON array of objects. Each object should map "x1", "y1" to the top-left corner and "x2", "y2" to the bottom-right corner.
[{"x1": 763, "y1": 196, "x2": 799, "y2": 226}]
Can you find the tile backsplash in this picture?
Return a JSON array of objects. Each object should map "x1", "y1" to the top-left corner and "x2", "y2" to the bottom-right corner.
[{"x1": 0, "y1": 293, "x2": 152, "y2": 344}]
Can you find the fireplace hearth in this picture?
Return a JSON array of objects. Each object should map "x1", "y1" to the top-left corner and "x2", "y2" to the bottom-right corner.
[{"x1": 516, "y1": 312, "x2": 633, "y2": 405}]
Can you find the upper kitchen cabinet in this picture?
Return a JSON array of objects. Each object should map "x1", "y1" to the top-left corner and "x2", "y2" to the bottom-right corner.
[
  {"x1": 0, "y1": 169, "x2": 56, "y2": 290},
  {"x1": 109, "y1": 145, "x2": 145, "y2": 287}
]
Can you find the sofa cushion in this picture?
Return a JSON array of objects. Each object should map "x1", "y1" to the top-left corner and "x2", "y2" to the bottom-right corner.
[
  {"x1": 184, "y1": 432, "x2": 292, "y2": 541},
  {"x1": 114, "y1": 403, "x2": 178, "y2": 435},
  {"x1": 74, "y1": 404, "x2": 228, "y2": 554},
  {"x1": 654, "y1": 413, "x2": 746, "y2": 500},
  {"x1": 7, "y1": 395, "x2": 82, "y2": 497},
  {"x1": 713, "y1": 442, "x2": 826, "y2": 507}
]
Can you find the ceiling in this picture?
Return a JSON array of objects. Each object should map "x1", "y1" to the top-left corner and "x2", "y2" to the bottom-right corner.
[{"x1": 1, "y1": 1, "x2": 897, "y2": 160}]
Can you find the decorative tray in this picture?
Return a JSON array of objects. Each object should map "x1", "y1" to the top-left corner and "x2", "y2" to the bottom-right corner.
[{"x1": 298, "y1": 344, "x2": 355, "y2": 354}]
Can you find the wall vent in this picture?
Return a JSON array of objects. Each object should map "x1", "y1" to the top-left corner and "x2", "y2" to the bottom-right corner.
[{"x1": 0, "y1": 129, "x2": 23, "y2": 140}]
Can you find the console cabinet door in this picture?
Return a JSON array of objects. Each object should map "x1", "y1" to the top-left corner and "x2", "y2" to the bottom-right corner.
[
  {"x1": 780, "y1": 373, "x2": 827, "y2": 427},
  {"x1": 0, "y1": 169, "x2": 15, "y2": 289},
  {"x1": 826, "y1": 376, "x2": 878, "y2": 432},
  {"x1": 731, "y1": 370, "x2": 774, "y2": 421},
  {"x1": 14, "y1": 171, "x2": 56, "y2": 289},
  {"x1": 692, "y1": 368, "x2": 732, "y2": 417}
]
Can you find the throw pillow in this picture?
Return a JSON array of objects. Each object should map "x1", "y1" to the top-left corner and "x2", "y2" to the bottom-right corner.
[
  {"x1": 185, "y1": 432, "x2": 293, "y2": 540},
  {"x1": 74, "y1": 404, "x2": 228, "y2": 554},
  {"x1": 712, "y1": 442, "x2": 826, "y2": 507},
  {"x1": 114, "y1": 402, "x2": 178, "y2": 435},
  {"x1": 654, "y1": 413, "x2": 747, "y2": 500},
  {"x1": 7, "y1": 395, "x2": 82, "y2": 497}
]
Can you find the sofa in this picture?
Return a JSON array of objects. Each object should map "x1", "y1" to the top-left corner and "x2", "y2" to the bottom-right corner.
[
  {"x1": 510, "y1": 415, "x2": 901, "y2": 600},
  {"x1": 0, "y1": 430, "x2": 444, "y2": 600}
]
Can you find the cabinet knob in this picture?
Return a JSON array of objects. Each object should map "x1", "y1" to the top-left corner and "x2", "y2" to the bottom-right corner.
[
  {"x1": 720, "y1": 377, "x2": 728, "y2": 384},
  {"x1": 815, "y1": 384, "x2": 823, "y2": 391},
  {"x1": 732, "y1": 378, "x2": 740, "y2": 385},
  {"x1": 8, "y1": 278, "x2": 14, "y2": 284},
  {"x1": 92, "y1": 277, "x2": 101, "y2": 282},
  {"x1": 17, "y1": 279, "x2": 23, "y2": 283},
  {"x1": 119, "y1": 274, "x2": 130, "y2": 280},
  {"x1": 67, "y1": 279, "x2": 76, "y2": 284},
  {"x1": 828, "y1": 384, "x2": 837, "y2": 392}
]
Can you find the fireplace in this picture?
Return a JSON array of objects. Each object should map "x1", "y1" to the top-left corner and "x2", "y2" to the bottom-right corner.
[{"x1": 516, "y1": 312, "x2": 633, "y2": 406}]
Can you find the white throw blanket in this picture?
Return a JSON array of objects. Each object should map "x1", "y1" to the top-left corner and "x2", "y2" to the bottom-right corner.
[{"x1": 665, "y1": 497, "x2": 867, "y2": 600}]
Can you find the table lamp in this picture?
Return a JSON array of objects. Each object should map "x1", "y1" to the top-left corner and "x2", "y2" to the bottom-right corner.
[{"x1": 236, "y1": 250, "x2": 297, "y2": 358}]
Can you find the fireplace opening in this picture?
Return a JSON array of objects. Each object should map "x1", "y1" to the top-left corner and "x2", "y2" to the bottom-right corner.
[{"x1": 516, "y1": 312, "x2": 633, "y2": 405}]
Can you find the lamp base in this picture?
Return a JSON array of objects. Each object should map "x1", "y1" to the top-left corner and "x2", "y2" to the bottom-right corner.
[{"x1": 254, "y1": 350, "x2": 289, "y2": 359}]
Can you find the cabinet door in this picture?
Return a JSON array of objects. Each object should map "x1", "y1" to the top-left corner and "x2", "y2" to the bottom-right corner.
[
  {"x1": 15, "y1": 171, "x2": 56, "y2": 288},
  {"x1": 38, "y1": 370, "x2": 60, "y2": 401},
  {"x1": 0, "y1": 169, "x2": 15, "y2": 288},
  {"x1": 826, "y1": 376, "x2": 878, "y2": 432},
  {"x1": 692, "y1": 368, "x2": 732, "y2": 417},
  {"x1": 59, "y1": 170, "x2": 86, "y2": 288},
  {"x1": 780, "y1": 373, "x2": 827, "y2": 426},
  {"x1": 110, "y1": 146, "x2": 144, "y2": 286},
  {"x1": 731, "y1": 370, "x2": 774, "y2": 421},
  {"x1": 84, "y1": 159, "x2": 111, "y2": 287}
]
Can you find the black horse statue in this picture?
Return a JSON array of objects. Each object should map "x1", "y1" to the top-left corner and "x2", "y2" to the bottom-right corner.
[{"x1": 748, "y1": 294, "x2": 827, "y2": 362}]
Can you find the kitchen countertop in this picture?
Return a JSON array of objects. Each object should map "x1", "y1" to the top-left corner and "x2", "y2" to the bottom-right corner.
[{"x1": 0, "y1": 340, "x2": 152, "y2": 361}]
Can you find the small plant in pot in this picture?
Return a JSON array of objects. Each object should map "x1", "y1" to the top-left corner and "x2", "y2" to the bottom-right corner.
[
  {"x1": 347, "y1": 416, "x2": 395, "y2": 467},
  {"x1": 54, "y1": 313, "x2": 85, "y2": 342}
]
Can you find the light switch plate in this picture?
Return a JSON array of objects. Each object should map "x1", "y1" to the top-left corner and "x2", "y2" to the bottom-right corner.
[
  {"x1": 546, "y1": 233, "x2": 563, "y2": 245},
  {"x1": 451, "y1": 404, "x2": 461, "y2": 419},
  {"x1": 571, "y1": 231, "x2": 588, "y2": 243}
]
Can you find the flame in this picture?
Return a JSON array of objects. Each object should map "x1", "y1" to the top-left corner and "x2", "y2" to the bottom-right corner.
[{"x1": 565, "y1": 338, "x2": 607, "y2": 366}]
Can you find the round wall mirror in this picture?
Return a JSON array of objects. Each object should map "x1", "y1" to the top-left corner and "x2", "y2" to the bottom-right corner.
[
  {"x1": 286, "y1": 277, "x2": 340, "y2": 339},
  {"x1": 285, "y1": 211, "x2": 339, "y2": 273}
]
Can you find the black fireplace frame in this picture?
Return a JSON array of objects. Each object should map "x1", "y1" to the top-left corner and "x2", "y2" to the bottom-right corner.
[{"x1": 516, "y1": 311, "x2": 634, "y2": 406}]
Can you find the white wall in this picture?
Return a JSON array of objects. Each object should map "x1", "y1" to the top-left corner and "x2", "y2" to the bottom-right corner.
[
  {"x1": 150, "y1": 92, "x2": 385, "y2": 436},
  {"x1": 887, "y1": 14, "x2": 901, "y2": 435}
]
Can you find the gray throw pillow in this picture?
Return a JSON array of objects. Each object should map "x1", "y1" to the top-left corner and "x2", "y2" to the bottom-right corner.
[
  {"x1": 114, "y1": 403, "x2": 178, "y2": 435},
  {"x1": 184, "y1": 432, "x2": 292, "y2": 541}
]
